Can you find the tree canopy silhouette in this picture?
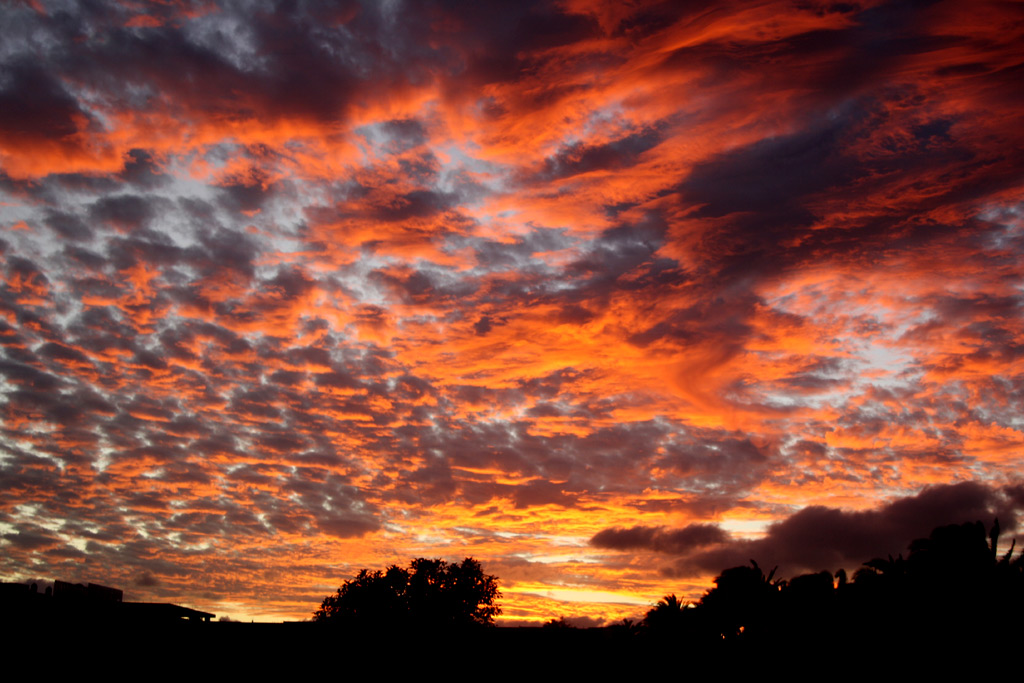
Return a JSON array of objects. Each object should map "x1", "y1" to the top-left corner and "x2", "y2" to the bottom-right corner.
[
  {"x1": 640, "y1": 518, "x2": 1024, "y2": 658},
  {"x1": 314, "y1": 557, "x2": 501, "y2": 629}
]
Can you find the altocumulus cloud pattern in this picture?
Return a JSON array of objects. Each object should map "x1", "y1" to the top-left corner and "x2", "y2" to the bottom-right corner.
[{"x1": 0, "y1": 0, "x2": 1022, "y2": 623}]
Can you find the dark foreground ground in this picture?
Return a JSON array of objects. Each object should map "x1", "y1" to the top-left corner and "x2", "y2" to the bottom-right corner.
[{"x1": 7, "y1": 617, "x2": 1019, "y2": 677}]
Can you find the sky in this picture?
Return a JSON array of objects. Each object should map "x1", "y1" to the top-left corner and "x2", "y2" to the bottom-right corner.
[{"x1": 1, "y1": 0, "x2": 1022, "y2": 624}]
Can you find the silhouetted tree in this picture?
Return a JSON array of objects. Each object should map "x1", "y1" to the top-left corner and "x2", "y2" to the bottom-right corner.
[
  {"x1": 835, "y1": 567, "x2": 847, "y2": 588},
  {"x1": 607, "y1": 617, "x2": 641, "y2": 636},
  {"x1": 642, "y1": 519, "x2": 1024, "y2": 661},
  {"x1": 784, "y1": 570, "x2": 834, "y2": 605},
  {"x1": 778, "y1": 569, "x2": 835, "y2": 644},
  {"x1": 642, "y1": 593, "x2": 689, "y2": 632},
  {"x1": 543, "y1": 617, "x2": 576, "y2": 629},
  {"x1": 837, "y1": 519, "x2": 1024, "y2": 652},
  {"x1": 314, "y1": 557, "x2": 500, "y2": 629},
  {"x1": 698, "y1": 560, "x2": 780, "y2": 641}
]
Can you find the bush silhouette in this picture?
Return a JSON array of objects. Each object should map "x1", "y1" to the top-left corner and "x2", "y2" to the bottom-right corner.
[{"x1": 314, "y1": 557, "x2": 501, "y2": 629}]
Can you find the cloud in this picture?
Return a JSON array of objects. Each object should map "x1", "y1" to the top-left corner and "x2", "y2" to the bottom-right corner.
[
  {"x1": 0, "y1": 59, "x2": 91, "y2": 148},
  {"x1": 592, "y1": 524, "x2": 729, "y2": 554},
  {"x1": 135, "y1": 571, "x2": 160, "y2": 587},
  {"x1": 591, "y1": 482, "x2": 1024, "y2": 579},
  {"x1": 0, "y1": 0, "x2": 1021, "y2": 623}
]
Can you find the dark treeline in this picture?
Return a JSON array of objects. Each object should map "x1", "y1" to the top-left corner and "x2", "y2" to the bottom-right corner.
[
  {"x1": 6, "y1": 519, "x2": 1023, "y2": 674},
  {"x1": 293, "y1": 518, "x2": 1024, "y2": 673},
  {"x1": 636, "y1": 519, "x2": 1024, "y2": 663}
]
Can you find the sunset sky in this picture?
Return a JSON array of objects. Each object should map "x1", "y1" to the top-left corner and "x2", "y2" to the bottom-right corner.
[{"x1": 1, "y1": 0, "x2": 1022, "y2": 624}]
